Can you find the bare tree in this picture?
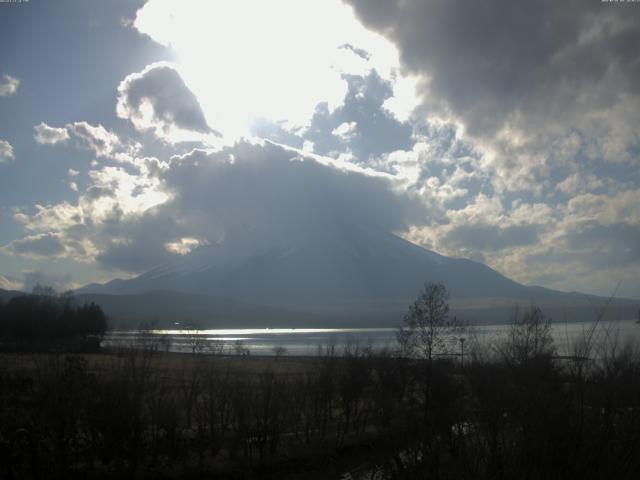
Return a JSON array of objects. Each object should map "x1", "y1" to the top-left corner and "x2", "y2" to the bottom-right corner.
[
  {"x1": 159, "y1": 334, "x2": 172, "y2": 354},
  {"x1": 233, "y1": 339, "x2": 248, "y2": 356},
  {"x1": 498, "y1": 305, "x2": 555, "y2": 365},
  {"x1": 272, "y1": 345, "x2": 288, "y2": 358},
  {"x1": 184, "y1": 321, "x2": 206, "y2": 354},
  {"x1": 397, "y1": 282, "x2": 458, "y2": 361}
]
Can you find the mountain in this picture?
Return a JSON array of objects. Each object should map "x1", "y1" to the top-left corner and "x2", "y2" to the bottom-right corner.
[
  {"x1": 0, "y1": 288, "x2": 25, "y2": 304},
  {"x1": 73, "y1": 291, "x2": 330, "y2": 329},
  {"x1": 77, "y1": 225, "x2": 638, "y2": 327}
]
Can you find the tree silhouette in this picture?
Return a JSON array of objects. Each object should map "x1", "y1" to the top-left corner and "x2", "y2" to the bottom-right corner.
[
  {"x1": 499, "y1": 305, "x2": 555, "y2": 365},
  {"x1": 0, "y1": 286, "x2": 107, "y2": 351},
  {"x1": 397, "y1": 282, "x2": 457, "y2": 361}
]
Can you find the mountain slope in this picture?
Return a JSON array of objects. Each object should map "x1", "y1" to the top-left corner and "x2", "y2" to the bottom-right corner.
[
  {"x1": 76, "y1": 224, "x2": 638, "y2": 327},
  {"x1": 0, "y1": 288, "x2": 25, "y2": 303},
  {"x1": 80, "y1": 225, "x2": 528, "y2": 306},
  {"x1": 74, "y1": 291, "x2": 329, "y2": 329}
]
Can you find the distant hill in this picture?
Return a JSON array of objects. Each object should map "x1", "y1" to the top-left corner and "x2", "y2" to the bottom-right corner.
[
  {"x1": 76, "y1": 224, "x2": 638, "y2": 328},
  {"x1": 0, "y1": 288, "x2": 25, "y2": 304},
  {"x1": 74, "y1": 291, "x2": 328, "y2": 329}
]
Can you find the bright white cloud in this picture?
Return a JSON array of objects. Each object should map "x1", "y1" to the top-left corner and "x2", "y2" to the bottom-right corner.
[
  {"x1": 82, "y1": 165, "x2": 169, "y2": 223},
  {"x1": 332, "y1": 121, "x2": 358, "y2": 141},
  {"x1": 382, "y1": 74, "x2": 420, "y2": 123},
  {"x1": 165, "y1": 237, "x2": 207, "y2": 255},
  {"x1": 14, "y1": 202, "x2": 84, "y2": 233},
  {"x1": 0, "y1": 73, "x2": 19, "y2": 96},
  {"x1": 0, "y1": 139, "x2": 15, "y2": 163},
  {"x1": 133, "y1": 0, "x2": 419, "y2": 138},
  {"x1": 0, "y1": 274, "x2": 23, "y2": 291},
  {"x1": 33, "y1": 122, "x2": 70, "y2": 145},
  {"x1": 302, "y1": 140, "x2": 315, "y2": 154},
  {"x1": 5, "y1": 151, "x2": 171, "y2": 267}
]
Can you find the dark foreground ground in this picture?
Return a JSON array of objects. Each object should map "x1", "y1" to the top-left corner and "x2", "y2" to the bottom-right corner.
[{"x1": 1, "y1": 341, "x2": 640, "y2": 479}]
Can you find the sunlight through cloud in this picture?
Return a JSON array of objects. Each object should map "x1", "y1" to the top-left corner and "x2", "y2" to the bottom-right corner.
[{"x1": 133, "y1": 0, "x2": 417, "y2": 140}]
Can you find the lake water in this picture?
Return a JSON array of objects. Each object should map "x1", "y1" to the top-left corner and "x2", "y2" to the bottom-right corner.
[{"x1": 103, "y1": 319, "x2": 640, "y2": 357}]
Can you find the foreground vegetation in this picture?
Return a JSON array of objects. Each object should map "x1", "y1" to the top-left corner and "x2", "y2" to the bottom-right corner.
[
  {"x1": 1, "y1": 330, "x2": 640, "y2": 478},
  {"x1": 1, "y1": 283, "x2": 639, "y2": 478}
]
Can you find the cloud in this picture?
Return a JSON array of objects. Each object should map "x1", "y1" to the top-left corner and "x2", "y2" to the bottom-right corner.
[
  {"x1": 400, "y1": 180, "x2": 640, "y2": 298},
  {"x1": 0, "y1": 275, "x2": 23, "y2": 291},
  {"x1": 21, "y1": 271, "x2": 73, "y2": 293},
  {"x1": 165, "y1": 237, "x2": 208, "y2": 255},
  {"x1": 514, "y1": 214, "x2": 640, "y2": 297},
  {"x1": 117, "y1": 62, "x2": 215, "y2": 142},
  {"x1": 67, "y1": 122, "x2": 121, "y2": 158},
  {"x1": 32, "y1": 121, "x2": 122, "y2": 158},
  {"x1": 0, "y1": 73, "x2": 19, "y2": 96},
  {"x1": 3, "y1": 0, "x2": 639, "y2": 300},
  {"x1": 563, "y1": 222, "x2": 640, "y2": 269},
  {"x1": 347, "y1": 0, "x2": 640, "y2": 133},
  {"x1": 300, "y1": 72, "x2": 414, "y2": 164},
  {"x1": 33, "y1": 122, "x2": 70, "y2": 145},
  {"x1": 132, "y1": 0, "x2": 420, "y2": 139},
  {"x1": 345, "y1": 0, "x2": 640, "y2": 191},
  {"x1": 14, "y1": 202, "x2": 84, "y2": 233},
  {"x1": 444, "y1": 224, "x2": 539, "y2": 252},
  {"x1": 1, "y1": 233, "x2": 67, "y2": 259},
  {"x1": 6, "y1": 140, "x2": 420, "y2": 273},
  {"x1": 566, "y1": 190, "x2": 640, "y2": 226},
  {"x1": 82, "y1": 165, "x2": 169, "y2": 222},
  {"x1": 34, "y1": 121, "x2": 145, "y2": 167},
  {"x1": 332, "y1": 121, "x2": 358, "y2": 142},
  {"x1": 0, "y1": 139, "x2": 15, "y2": 163}
]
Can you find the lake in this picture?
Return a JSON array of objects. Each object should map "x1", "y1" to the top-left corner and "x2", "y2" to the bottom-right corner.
[{"x1": 103, "y1": 318, "x2": 640, "y2": 357}]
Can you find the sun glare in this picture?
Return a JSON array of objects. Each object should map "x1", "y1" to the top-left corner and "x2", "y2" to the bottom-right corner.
[{"x1": 134, "y1": 0, "x2": 416, "y2": 140}]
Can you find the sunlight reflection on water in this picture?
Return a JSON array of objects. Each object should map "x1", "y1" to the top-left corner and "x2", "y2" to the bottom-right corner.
[
  {"x1": 103, "y1": 320, "x2": 640, "y2": 355},
  {"x1": 103, "y1": 319, "x2": 640, "y2": 356}
]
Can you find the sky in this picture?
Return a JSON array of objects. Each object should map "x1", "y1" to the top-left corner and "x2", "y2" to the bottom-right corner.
[{"x1": 0, "y1": 0, "x2": 639, "y2": 299}]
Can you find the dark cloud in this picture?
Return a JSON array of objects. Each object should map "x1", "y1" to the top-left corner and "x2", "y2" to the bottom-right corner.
[
  {"x1": 345, "y1": 0, "x2": 640, "y2": 137},
  {"x1": 164, "y1": 142, "x2": 415, "y2": 236},
  {"x1": 305, "y1": 72, "x2": 413, "y2": 162},
  {"x1": 96, "y1": 239, "x2": 170, "y2": 273},
  {"x1": 93, "y1": 141, "x2": 423, "y2": 273},
  {"x1": 2, "y1": 233, "x2": 66, "y2": 258},
  {"x1": 117, "y1": 62, "x2": 215, "y2": 140}
]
